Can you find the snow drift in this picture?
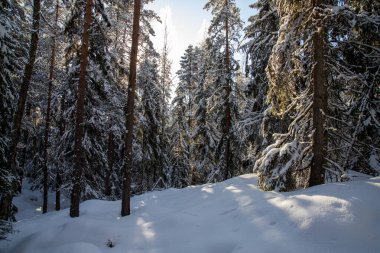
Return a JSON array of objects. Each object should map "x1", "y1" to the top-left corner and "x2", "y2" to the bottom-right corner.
[{"x1": 1, "y1": 174, "x2": 379, "y2": 253}]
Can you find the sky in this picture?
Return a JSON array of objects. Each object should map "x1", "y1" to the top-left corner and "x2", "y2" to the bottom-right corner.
[{"x1": 146, "y1": 0, "x2": 255, "y2": 78}]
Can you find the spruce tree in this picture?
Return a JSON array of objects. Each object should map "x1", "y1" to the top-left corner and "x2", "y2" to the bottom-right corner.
[
  {"x1": 136, "y1": 51, "x2": 168, "y2": 191},
  {"x1": 254, "y1": 1, "x2": 329, "y2": 190},
  {"x1": 324, "y1": 0, "x2": 380, "y2": 179},
  {"x1": 121, "y1": 0, "x2": 142, "y2": 217},
  {"x1": 241, "y1": 0, "x2": 281, "y2": 166},
  {"x1": 0, "y1": 0, "x2": 27, "y2": 238},
  {"x1": 192, "y1": 42, "x2": 218, "y2": 183},
  {"x1": 70, "y1": 0, "x2": 93, "y2": 218},
  {"x1": 204, "y1": 0, "x2": 243, "y2": 181},
  {"x1": 171, "y1": 45, "x2": 200, "y2": 186},
  {"x1": 254, "y1": 0, "x2": 380, "y2": 190}
]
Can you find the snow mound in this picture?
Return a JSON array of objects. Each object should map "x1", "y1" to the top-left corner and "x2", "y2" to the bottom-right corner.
[{"x1": 1, "y1": 174, "x2": 379, "y2": 253}]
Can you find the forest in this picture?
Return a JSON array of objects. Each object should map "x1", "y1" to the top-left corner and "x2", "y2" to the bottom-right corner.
[{"x1": 0, "y1": 0, "x2": 379, "y2": 251}]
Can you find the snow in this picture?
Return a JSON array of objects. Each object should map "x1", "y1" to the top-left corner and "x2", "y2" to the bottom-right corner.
[
  {"x1": 1, "y1": 174, "x2": 380, "y2": 253},
  {"x1": 10, "y1": 181, "x2": 70, "y2": 222},
  {"x1": 369, "y1": 151, "x2": 380, "y2": 172}
]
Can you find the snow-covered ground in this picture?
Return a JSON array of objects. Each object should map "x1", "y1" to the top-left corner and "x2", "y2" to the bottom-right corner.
[{"x1": 1, "y1": 174, "x2": 380, "y2": 253}]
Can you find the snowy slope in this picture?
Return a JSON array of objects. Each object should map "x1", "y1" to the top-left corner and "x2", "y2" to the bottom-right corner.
[{"x1": 1, "y1": 174, "x2": 379, "y2": 253}]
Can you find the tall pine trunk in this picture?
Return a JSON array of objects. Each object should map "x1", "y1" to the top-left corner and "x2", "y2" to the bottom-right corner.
[
  {"x1": 55, "y1": 173, "x2": 61, "y2": 211},
  {"x1": 70, "y1": 0, "x2": 93, "y2": 218},
  {"x1": 223, "y1": 0, "x2": 231, "y2": 180},
  {"x1": 55, "y1": 94, "x2": 66, "y2": 211},
  {"x1": 104, "y1": 131, "x2": 114, "y2": 197},
  {"x1": 309, "y1": 0, "x2": 327, "y2": 186},
  {"x1": 42, "y1": 0, "x2": 59, "y2": 214},
  {"x1": 8, "y1": 0, "x2": 41, "y2": 188},
  {"x1": 0, "y1": 0, "x2": 41, "y2": 222},
  {"x1": 121, "y1": 0, "x2": 142, "y2": 217}
]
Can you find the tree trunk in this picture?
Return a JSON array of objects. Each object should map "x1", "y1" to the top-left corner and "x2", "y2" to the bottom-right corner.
[
  {"x1": 121, "y1": 0, "x2": 142, "y2": 217},
  {"x1": 8, "y1": 0, "x2": 41, "y2": 188},
  {"x1": 55, "y1": 94, "x2": 66, "y2": 211},
  {"x1": 0, "y1": 0, "x2": 41, "y2": 222},
  {"x1": 19, "y1": 102, "x2": 31, "y2": 192},
  {"x1": 55, "y1": 173, "x2": 61, "y2": 211},
  {"x1": 104, "y1": 131, "x2": 114, "y2": 197},
  {"x1": 310, "y1": 0, "x2": 327, "y2": 186},
  {"x1": 70, "y1": 0, "x2": 93, "y2": 218},
  {"x1": 187, "y1": 53, "x2": 193, "y2": 183},
  {"x1": 19, "y1": 102, "x2": 31, "y2": 182},
  {"x1": 42, "y1": 0, "x2": 59, "y2": 214},
  {"x1": 223, "y1": 0, "x2": 231, "y2": 181}
]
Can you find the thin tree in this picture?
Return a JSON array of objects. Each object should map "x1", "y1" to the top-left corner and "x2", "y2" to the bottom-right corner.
[
  {"x1": 42, "y1": 0, "x2": 59, "y2": 214},
  {"x1": 160, "y1": 16, "x2": 172, "y2": 105},
  {"x1": 70, "y1": 0, "x2": 93, "y2": 218},
  {"x1": 8, "y1": 0, "x2": 41, "y2": 190},
  {"x1": 104, "y1": 131, "x2": 114, "y2": 197},
  {"x1": 223, "y1": 0, "x2": 231, "y2": 180},
  {"x1": 121, "y1": 0, "x2": 142, "y2": 217},
  {"x1": 309, "y1": 0, "x2": 327, "y2": 186}
]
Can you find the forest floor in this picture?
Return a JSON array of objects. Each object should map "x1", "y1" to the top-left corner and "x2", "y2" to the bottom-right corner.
[{"x1": 1, "y1": 173, "x2": 380, "y2": 253}]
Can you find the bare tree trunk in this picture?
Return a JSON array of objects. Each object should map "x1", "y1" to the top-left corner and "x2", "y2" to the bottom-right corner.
[
  {"x1": 140, "y1": 131, "x2": 146, "y2": 193},
  {"x1": 0, "y1": 0, "x2": 41, "y2": 222},
  {"x1": 8, "y1": 0, "x2": 41, "y2": 188},
  {"x1": 121, "y1": 0, "x2": 142, "y2": 217},
  {"x1": 104, "y1": 131, "x2": 114, "y2": 197},
  {"x1": 187, "y1": 53, "x2": 193, "y2": 183},
  {"x1": 19, "y1": 103, "x2": 31, "y2": 190},
  {"x1": 55, "y1": 173, "x2": 61, "y2": 211},
  {"x1": 70, "y1": 0, "x2": 93, "y2": 218},
  {"x1": 42, "y1": 0, "x2": 59, "y2": 214},
  {"x1": 223, "y1": 0, "x2": 231, "y2": 181},
  {"x1": 310, "y1": 0, "x2": 327, "y2": 186},
  {"x1": 55, "y1": 94, "x2": 65, "y2": 211}
]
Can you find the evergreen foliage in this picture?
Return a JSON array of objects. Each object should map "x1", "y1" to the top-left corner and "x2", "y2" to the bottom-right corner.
[
  {"x1": 0, "y1": 0, "x2": 379, "y2": 239},
  {"x1": 204, "y1": 0, "x2": 244, "y2": 181},
  {"x1": 253, "y1": 0, "x2": 380, "y2": 191},
  {"x1": 0, "y1": 0, "x2": 28, "y2": 235}
]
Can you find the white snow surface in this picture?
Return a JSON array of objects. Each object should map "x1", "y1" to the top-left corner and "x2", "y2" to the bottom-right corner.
[{"x1": 1, "y1": 174, "x2": 380, "y2": 253}]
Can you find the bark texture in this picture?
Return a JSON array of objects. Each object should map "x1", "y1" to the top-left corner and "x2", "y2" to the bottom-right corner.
[
  {"x1": 310, "y1": 0, "x2": 327, "y2": 186},
  {"x1": 121, "y1": 0, "x2": 142, "y2": 217},
  {"x1": 8, "y1": 0, "x2": 41, "y2": 187},
  {"x1": 42, "y1": 0, "x2": 59, "y2": 214},
  {"x1": 223, "y1": 0, "x2": 232, "y2": 180},
  {"x1": 70, "y1": 0, "x2": 93, "y2": 218},
  {"x1": 104, "y1": 131, "x2": 114, "y2": 197},
  {"x1": 0, "y1": 0, "x2": 41, "y2": 222}
]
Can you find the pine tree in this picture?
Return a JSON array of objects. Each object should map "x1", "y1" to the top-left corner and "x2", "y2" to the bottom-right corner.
[
  {"x1": 192, "y1": 42, "x2": 218, "y2": 183},
  {"x1": 7, "y1": 0, "x2": 41, "y2": 198},
  {"x1": 0, "y1": 0, "x2": 27, "y2": 238},
  {"x1": 324, "y1": 0, "x2": 380, "y2": 179},
  {"x1": 42, "y1": 0, "x2": 60, "y2": 214},
  {"x1": 157, "y1": 17, "x2": 173, "y2": 190},
  {"x1": 43, "y1": 0, "x2": 126, "y2": 216},
  {"x1": 240, "y1": 0, "x2": 281, "y2": 167},
  {"x1": 254, "y1": 1, "x2": 329, "y2": 190},
  {"x1": 159, "y1": 17, "x2": 173, "y2": 110},
  {"x1": 204, "y1": 0, "x2": 243, "y2": 181},
  {"x1": 70, "y1": 0, "x2": 93, "y2": 218},
  {"x1": 136, "y1": 52, "x2": 168, "y2": 191},
  {"x1": 253, "y1": 0, "x2": 380, "y2": 190},
  {"x1": 171, "y1": 45, "x2": 200, "y2": 186},
  {"x1": 121, "y1": 0, "x2": 142, "y2": 217}
]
